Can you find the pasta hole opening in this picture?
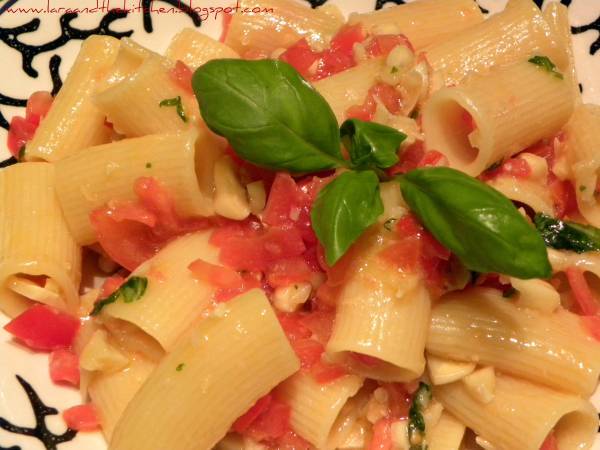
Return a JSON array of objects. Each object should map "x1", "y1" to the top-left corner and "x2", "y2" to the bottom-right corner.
[
  {"x1": 553, "y1": 407, "x2": 598, "y2": 449},
  {"x1": 326, "y1": 383, "x2": 372, "y2": 449},
  {"x1": 6, "y1": 273, "x2": 63, "y2": 309},
  {"x1": 103, "y1": 317, "x2": 165, "y2": 363},
  {"x1": 433, "y1": 100, "x2": 479, "y2": 166}
]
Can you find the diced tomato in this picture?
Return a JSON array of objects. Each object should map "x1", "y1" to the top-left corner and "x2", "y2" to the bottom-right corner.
[
  {"x1": 7, "y1": 116, "x2": 36, "y2": 157},
  {"x1": 217, "y1": 226, "x2": 306, "y2": 272},
  {"x1": 379, "y1": 238, "x2": 421, "y2": 272},
  {"x1": 263, "y1": 173, "x2": 306, "y2": 227},
  {"x1": 503, "y1": 158, "x2": 531, "y2": 178},
  {"x1": 25, "y1": 91, "x2": 53, "y2": 126},
  {"x1": 213, "y1": 270, "x2": 263, "y2": 303},
  {"x1": 220, "y1": 12, "x2": 233, "y2": 42},
  {"x1": 280, "y1": 39, "x2": 320, "y2": 78},
  {"x1": 314, "y1": 24, "x2": 366, "y2": 80},
  {"x1": 299, "y1": 308, "x2": 335, "y2": 343},
  {"x1": 244, "y1": 398, "x2": 291, "y2": 442},
  {"x1": 277, "y1": 313, "x2": 312, "y2": 341},
  {"x1": 91, "y1": 177, "x2": 210, "y2": 271},
  {"x1": 581, "y1": 316, "x2": 600, "y2": 342},
  {"x1": 550, "y1": 178, "x2": 579, "y2": 219},
  {"x1": 351, "y1": 352, "x2": 381, "y2": 367},
  {"x1": 418, "y1": 150, "x2": 448, "y2": 168},
  {"x1": 49, "y1": 349, "x2": 80, "y2": 386},
  {"x1": 387, "y1": 141, "x2": 425, "y2": 175},
  {"x1": 366, "y1": 34, "x2": 413, "y2": 57},
  {"x1": 4, "y1": 305, "x2": 80, "y2": 351},
  {"x1": 369, "y1": 418, "x2": 393, "y2": 450},
  {"x1": 346, "y1": 94, "x2": 377, "y2": 122},
  {"x1": 100, "y1": 275, "x2": 125, "y2": 298},
  {"x1": 527, "y1": 140, "x2": 555, "y2": 167},
  {"x1": 188, "y1": 259, "x2": 244, "y2": 290},
  {"x1": 266, "y1": 257, "x2": 313, "y2": 288},
  {"x1": 310, "y1": 362, "x2": 347, "y2": 383},
  {"x1": 292, "y1": 338, "x2": 324, "y2": 369},
  {"x1": 371, "y1": 83, "x2": 403, "y2": 115},
  {"x1": 63, "y1": 404, "x2": 100, "y2": 431},
  {"x1": 396, "y1": 214, "x2": 422, "y2": 236},
  {"x1": 169, "y1": 60, "x2": 194, "y2": 95},
  {"x1": 540, "y1": 431, "x2": 558, "y2": 450},
  {"x1": 382, "y1": 383, "x2": 412, "y2": 419},
  {"x1": 232, "y1": 394, "x2": 273, "y2": 433},
  {"x1": 566, "y1": 267, "x2": 600, "y2": 316}
]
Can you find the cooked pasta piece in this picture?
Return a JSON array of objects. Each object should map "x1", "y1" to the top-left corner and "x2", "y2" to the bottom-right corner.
[
  {"x1": 103, "y1": 38, "x2": 155, "y2": 87},
  {"x1": 224, "y1": 0, "x2": 344, "y2": 55},
  {"x1": 435, "y1": 373, "x2": 598, "y2": 450},
  {"x1": 313, "y1": 58, "x2": 385, "y2": 124},
  {"x1": 348, "y1": 0, "x2": 483, "y2": 50},
  {"x1": 100, "y1": 232, "x2": 219, "y2": 351},
  {"x1": 427, "y1": 411, "x2": 466, "y2": 450},
  {"x1": 109, "y1": 289, "x2": 300, "y2": 450},
  {"x1": 94, "y1": 55, "x2": 199, "y2": 137},
  {"x1": 427, "y1": 288, "x2": 600, "y2": 396},
  {"x1": 564, "y1": 104, "x2": 600, "y2": 227},
  {"x1": 278, "y1": 372, "x2": 363, "y2": 448},
  {"x1": 54, "y1": 131, "x2": 215, "y2": 245},
  {"x1": 88, "y1": 356, "x2": 156, "y2": 440},
  {"x1": 0, "y1": 163, "x2": 81, "y2": 316},
  {"x1": 424, "y1": 0, "x2": 558, "y2": 88},
  {"x1": 26, "y1": 36, "x2": 118, "y2": 162},
  {"x1": 422, "y1": 60, "x2": 574, "y2": 176},
  {"x1": 166, "y1": 28, "x2": 239, "y2": 67},
  {"x1": 327, "y1": 227, "x2": 430, "y2": 382}
]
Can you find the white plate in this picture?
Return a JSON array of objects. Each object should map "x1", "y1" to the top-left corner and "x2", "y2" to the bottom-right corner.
[{"x1": 0, "y1": 1, "x2": 599, "y2": 449}]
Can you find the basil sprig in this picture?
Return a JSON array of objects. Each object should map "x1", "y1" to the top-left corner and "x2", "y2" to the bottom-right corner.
[
  {"x1": 311, "y1": 171, "x2": 383, "y2": 265},
  {"x1": 159, "y1": 96, "x2": 188, "y2": 122},
  {"x1": 340, "y1": 118, "x2": 406, "y2": 170},
  {"x1": 399, "y1": 167, "x2": 552, "y2": 279},
  {"x1": 528, "y1": 55, "x2": 564, "y2": 79},
  {"x1": 408, "y1": 382, "x2": 431, "y2": 450},
  {"x1": 91, "y1": 276, "x2": 148, "y2": 316},
  {"x1": 534, "y1": 213, "x2": 600, "y2": 253},
  {"x1": 193, "y1": 59, "x2": 345, "y2": 172}
]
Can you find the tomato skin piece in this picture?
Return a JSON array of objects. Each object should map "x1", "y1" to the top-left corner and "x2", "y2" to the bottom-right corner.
[
  {"x1": 366, "y1": 34, "x2": 413, "y2": 57},
  {"x1": 550, "y1": 178, "x2": 579, "y2": 219},
  {"x1": 540, "y1": 432, "x2": 558, "y2": 450},
  {"x1": 188, "y1": 259, "x2": 244, "y2": 290},
  {"x1": 244, "y1": 398, "x2": 291, "y2": 442},
  {"x1": 63, "y1": 404, "x2": 100, "y2": 431},
  {"x1": 280, "y1": 39, "x2": 320, "y2": 78},
  {"x1": 49, "y1": 349, "x2": 80, "y2": 386},
  {"x1": 7, "y1": 116, "x2": 37, "y2": 157},
  {"x1": 369, "y1": 418, "x2": 393, "y2": 450},
  {"x1": 566, "y1": 267, "x2": 600, "y2": 316},
  {"x1": 4, "y1": 305, "x2": 80, "y2": 351},
  {"x1": 232, "y1": 394, "x2": 273, "y2": 433},
  {"x1": 266, "y1": 257, "x2": 313, "y2": 288},
  {"x1": 310, "y1": 362, "x2": 347, "y2": 383},
  {"x1": 169, "y1": 60, "x2": 194, "y2": 95},
  {"x1": 25, "y1": 91, "x2": 53, "y2": 126}
]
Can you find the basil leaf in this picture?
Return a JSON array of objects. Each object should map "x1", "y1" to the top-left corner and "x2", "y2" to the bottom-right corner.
[
  {"x1": 193, "y1": 59, "x2": 344, "y2": 173},
  {"x1": 398, "y1": 167, "x2": 551, "y2": 279},
  {"x1": 312, "y1": 171, "x2": 383, "y2": 265},
  {"x1": 408, "y1": 382, "x2": 431, "y2": 450},
  {"x1": 534, "y1": 213, "x2": 600, "y2": 253},
  {"x1": 91, "y1": 276, "x2": 148, "y2": 316},
  {"x1": 528, "y1": 55, "x2": 564, "y2": 79},
  {"x1": 340, "y1": 118, "x2": 406, "y2": 169},
  {"x1": 159, "y1": 96, "x2": 188, "y2": 122}
]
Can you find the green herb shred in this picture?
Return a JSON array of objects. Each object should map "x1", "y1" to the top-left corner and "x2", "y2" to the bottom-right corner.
[
  {"x1": 528, "y1": 55, "x2": 564, "y2": 79},
  {"x1": 176, "y1": 363, "x2": 185, "y2": 372},
  {"x1": 534, "y1": 213, "x2": 600, "y2": 253},
  {"x1": 159, "y1": 96, "x2": 188, "y2": 122},
  {"x1": 146, "y1": 162, "x2": 152, "y2": 169},
  {"x1": 91, "y1": 276, "x2": 148, "y2": 316},
  {"x1": 408, "y1": 382, "x2": 431, "y2": 450}
]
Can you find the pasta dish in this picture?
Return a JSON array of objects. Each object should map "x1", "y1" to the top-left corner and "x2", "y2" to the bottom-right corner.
[{"x1": 2, "y1": 0, "x2": 600, "y2": 449}]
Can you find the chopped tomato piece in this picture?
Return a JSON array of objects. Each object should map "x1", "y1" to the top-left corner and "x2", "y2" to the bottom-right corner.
[
  {"x1": 311, "y1": 362, "x2": 347, "y2": 383},
  {"x1": 4, "y1": 305, "x2": 80, "y2": 351},
  {"x1": 382, "y1": 383, "x2": 412, "y2": 419},
  {"x1": 387, "y1": 141, "x2": 425, "y2": 175},
  {"x1": 244, "y1": 398, "x2": 291, "y2": 442},
  {"x1": 232, "y1": 394, "x2": 273, "y2": 433},
  {"x1": 581, "y1": 316, "x2": 600, "y2": 342},
  {"x1": 380, "y1": 238, "x2": 421, "y2": 272},
  {"x1": 63, "y1": 404, "x2": 100, "y2": 431},
  {"x1": 263, "y1": 173, "x2": 307, "y2": 227},
  {"x1": 91, "y1": 177, "x2": 210, "y2": 271},
  {"x1": 540, "y1": 432, "x2": 558, "y2": 450},
  {"x1": 292, "y1": 338, "x2": 324, "y2": 369},
  {"x1": 280, "y1": 39, "x2": 320, "y2": 78},
  {"x1": 25, "y1": 91, "x2": 53, "y2": 126},
  {"x1": 277, "y1": 313, "x2": 312, "y2": 341},
  {"x1": 266, "y1": 257, "x2": 313, "y2": 288},
  {"x1": 366, "y1": 34, "x2": 413, "y2": 57},
  {"x1": 351, "y1": 352, "x2": 381, "y2": 367},
  {"x1": 188, "y1": 259, "x2": 244, "y2": 290},
  {"x1": 419, "y1": 150, "x2": 448, "y2": 168},
  {"x1": 100, "y1": 275, "x2": 126, "y2": 298},
  {"x1": 371, "y1": 83, "x2": 403, "y2": 115},
  {"x1": 220, "y1": 12, "x2": 233, "y2": 42},
  {"x1": 550, "y1": 178, "x2": 579, "y2": 219},
  {"x1": 369, "y1": 418, "x2": 393, "y2": 450},
  {"x1": 49, "y1": 349, "x2": 80, "y2": 386},
  {"x1": 502, "y1": 158, "x2": 531, "y2": 178},
  {"x1": 346, "y1": 94, "x2": 377, "y2": 122},
  {"x1": 299, "y1": 308, "x2": 335, "y2": 343},
  {"x1": 213, "y1": 270, "x2": 263, "y2": 303},
  {"x1": 566, "y1": 267, "x2": 600, "y2": 316},
  {"x1": 169, "y1": 60, "x2": 194, "y2": 95},
  {"x1": 7, "y1": 116, "x2": 36, "y2": 157}
]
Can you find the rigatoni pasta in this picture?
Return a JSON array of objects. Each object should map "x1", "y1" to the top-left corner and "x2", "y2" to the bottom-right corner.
[
  {"x1": 109, "y1": 289, "x2": 300, "y2": 450},
  {"x1": 166, "y1": 28, "x2": 239, "y2": 68},
  {"x1": 0, "y1": 163, "x2": 81, "y2": 316},
  {"x1": 26, "y1": 36, "x2": 118, "y2": 162},
  {"x1": 422, "y1": 60, "x2": 574, "y2": 175}
]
